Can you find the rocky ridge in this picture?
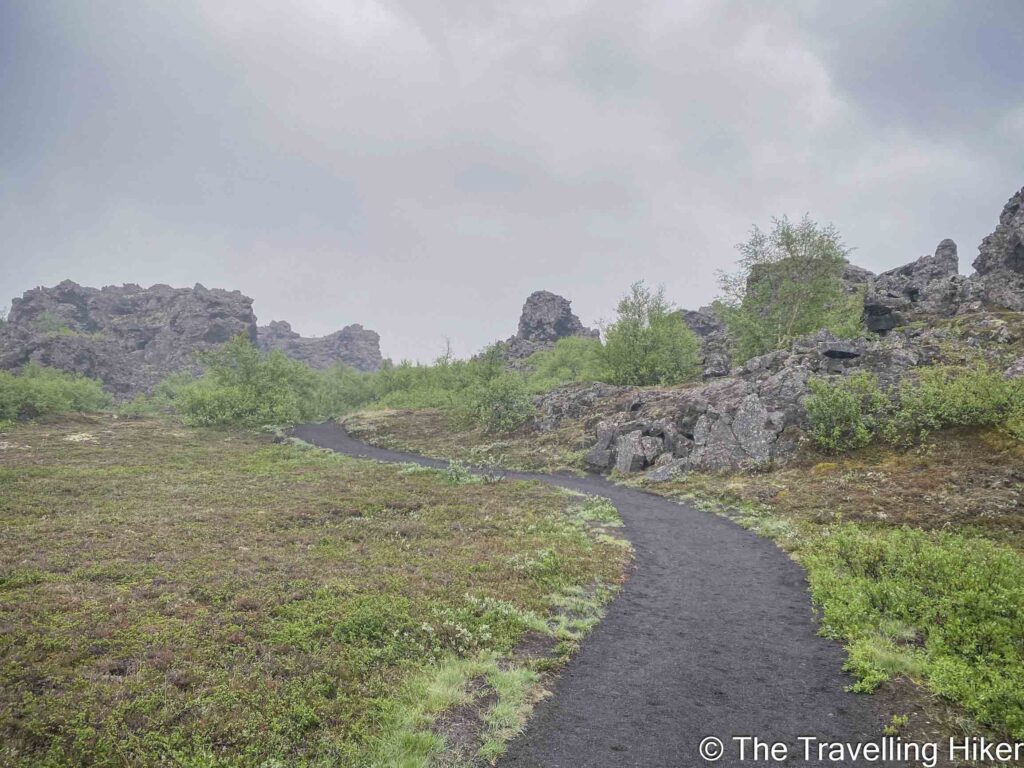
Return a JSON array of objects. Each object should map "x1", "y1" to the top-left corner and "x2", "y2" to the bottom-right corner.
[
  {"x1": 540, "y1": 185, "x2": 1024, "y2": 477},
  {"x1": 0, "y1": 281, "x2": 382, "y2": 397},
  {"x1": 257, "y1": 320, "x2": 382, "y2": 372}
]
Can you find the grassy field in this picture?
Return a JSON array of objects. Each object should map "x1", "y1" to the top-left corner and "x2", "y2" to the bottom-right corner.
[{"x1": 0, "y1": 416, "x2": 630, "y2": 767}]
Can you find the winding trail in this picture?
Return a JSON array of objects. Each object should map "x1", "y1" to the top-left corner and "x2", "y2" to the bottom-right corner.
[{"x1": 293, "y1": 423, "x2": 889, "y2": 767}]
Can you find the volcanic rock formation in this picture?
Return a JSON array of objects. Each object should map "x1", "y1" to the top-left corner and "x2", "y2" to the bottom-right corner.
[
  {"x1": 0, "y1": 281, "x2": 383, "y2": 397},
  {"x1": 498, "y1": 290, "x2": 599, "y2": 360},
  {"x1": 257, "y1": 320, "x2": 382, "y2": 372}
]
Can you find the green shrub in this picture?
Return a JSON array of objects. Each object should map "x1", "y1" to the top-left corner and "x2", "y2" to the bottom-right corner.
[
  {"x1": 311, "y1": 365, "x2": 377, "y2": 417},
  {"x1": 601, "y1": 282, "x2": 700, "y2": 386},
  {"x1": 717, "y1": 215, "x2": 864, "y2": 362},
  {"x1": 806, "y1": 373, "x2": 887, "y2": 453},
  {"x1": 0, "y1": 364, "x2": 111, "y2": 420},
  {"x1": 880, "y1": 364, "x2": 1023, "y2": 446},
  {"x1": 175, "y1": 335, "x2": 319, "y2": 427},
  {"x1": 458, "y1": 373, "x2": 535, "y2": 433},
  {"x1": 805, "y1": 364, "x2": 1024, "y2": 453},
  {"x1": 117, "y1": 372, "x2": 195, "y2": 417},
  {"x1": 524, "y1": 337, "x2": 608, "y2": 393},
  {"x1": 805, "y1": 524, "x2": 1024, "y2": 737}
]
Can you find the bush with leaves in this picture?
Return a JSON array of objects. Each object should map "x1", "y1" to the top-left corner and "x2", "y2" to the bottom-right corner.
[
  {"x1": 175, "y1": 335, "x2": 320, "y2": 427},
  {"x1": 449, "y1": 349, "x2": 535, "y2": 433},
  {"x1": 0, "y1": 364, "x2": 111, "y2": 422},
  {"x1": 805, "y1": 524, "x2": 1024, "y2": 737},
  {"x1": 717, "y1": 215, "x2": 864, "y2": 362},
  {"x1": 880, "y1": 364, "x2": 1024, "y2": 446},
  {"x1": 600, "y1": 282, "x2": 700, "y2": 386},
  {"x1": 523, "y1": 336, "x2": 609, "y2": 393},
  {"x1": 806, "y1": 364, "x2": 1024, "y2": 453},
  {"x1": 311, "y1": 365, "x2": 377, "y2": 418},
  {"x1": 806, "y1": 373, "x2": 888, "y2": 453}
]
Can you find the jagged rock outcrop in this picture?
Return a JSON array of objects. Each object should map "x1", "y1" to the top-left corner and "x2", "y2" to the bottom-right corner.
[
  {"x1": 971, "y1": 186, "x2": 1024, "y2": 311},
  {"x1": 0, "y1": 281, "x2": 258, "y2": 397},
  {"x1": 678, "y1": 307, "x2": 731, "y2": 378},
  {"x1": 499, "y1": 291, "x2": 599, "y2": 360},
  {"x1": 860, "y1": 239, "x2": 971, "y2": 333},
  {"x1": 575, "y1": 328, "x2": 929, "y2": 476},
  {"x1": 0, "y1": 281, "x2": 384, "y2": 396},
  {"x1": 532, "y1": 381, "x2": 624, "y2": 432},
  {"x1": 856, "y1": 186, "x2": 1024, "y2": 331},
  {"x1": 257, "y1": 320, "x2": 382, "y2": 371}
]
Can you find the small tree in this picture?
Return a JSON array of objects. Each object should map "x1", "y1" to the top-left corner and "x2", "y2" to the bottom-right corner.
[
  {"x1": 601, "y1": 282, "x2": 700, "y2": 386},
  {"x1": 717, "y1": 215, "x2": 863, "y2": 362},
  {"x1": 177, "y1": 334, "x2": 319, "y2": 426}
]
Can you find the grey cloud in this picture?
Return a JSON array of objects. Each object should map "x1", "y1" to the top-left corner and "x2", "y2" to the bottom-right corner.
[{"x1": 1, "y1": 1, "x2": 1022, "y2": 362}]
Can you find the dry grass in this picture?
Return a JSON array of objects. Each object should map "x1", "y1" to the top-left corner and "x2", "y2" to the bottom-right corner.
[
  {"x1": 646, "y1": 429, "x2": 1024, "y2": 547},
  {"x1": 343, "y1": 409, "x2": 595, "y2": 473},
  {"x1": 0, "y1": 415, "x2": 629, "y2": 767}
]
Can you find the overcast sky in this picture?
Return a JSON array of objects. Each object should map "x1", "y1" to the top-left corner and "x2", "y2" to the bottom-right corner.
[{"x1": 2, "y1": 1, "x2": 1022, "y2": 361}]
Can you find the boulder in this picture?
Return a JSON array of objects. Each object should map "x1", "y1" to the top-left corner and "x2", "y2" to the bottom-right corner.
[
  {"x1": 533, "y1": 382, "x2": 624, "y2": 432},
  {"x1": 614, "y1": 431, "x2": 648, "y2": 473},
  {"x1": 584, "y1": 446, "x2": 614, "y2": 471},
  {"x1": 257, "y1": 320, "x2": 382, "y2": 371},
  {"x1": 645, "y1": 457, "x2": 689, "y2": 482},
  {"x1": 971, "y1": 186, "x2": 1024, "y2": 311}
]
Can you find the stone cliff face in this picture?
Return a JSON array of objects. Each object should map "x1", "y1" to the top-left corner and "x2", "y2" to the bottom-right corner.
[
  {"x1": 498, "y1": 290, "x2": 599, "y2": 360},
  {"x1": 0, "y1": 281, "x2": 383, "y2": 397},
  {"x1": 972, "y1": 186, "x2": 1024, "y2": 311},
  {"x1": 0, "y1": 281, "x2": 258, "y2": 397},
  {"x1": 256, "y1": 320, "x2": 382, "y2": 371}
]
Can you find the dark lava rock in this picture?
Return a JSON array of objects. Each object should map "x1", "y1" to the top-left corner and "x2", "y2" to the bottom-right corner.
[
  {"x1": 971, "y1": 186, "x2": 1024, "y2": 311},
  {"x1": 861, "y1": 239, "x2": 971, "y2": 333},
  {"x1": 0, "y1": 280, "x2": 384, "y2": 397},
  {"x1": 257, "y1": 320, "x2": 382, "y2": 372},
  {"x1": 0, "y1": 280, "x2": 258, "y2": 398},
  {"x1": 678, "y1": 306, "x2": 732, "y2": 379},
  {"x1": 498, "y1": 291, "x2": 599, "y2": 360}
]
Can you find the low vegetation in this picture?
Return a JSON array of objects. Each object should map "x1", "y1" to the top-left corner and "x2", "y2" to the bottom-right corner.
[
  {"x1": 522, "y1": 337, "x2": 607, "y2": 394},
  {"x1": 0, "y1": 364, "x2": 111, "y2": 426},
  {"x1": 806, "y1": 365, "x2": 1024, "y2": 453},
  {"x1": 0, "y1": 416, "x2": 630, "y2": 766},
  {"x1": 344, "y1": 407, "x2": 599, "y2": 473}
]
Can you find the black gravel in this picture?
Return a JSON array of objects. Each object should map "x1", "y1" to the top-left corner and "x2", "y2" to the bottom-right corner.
[{"x1": 292, "y1": 422, "x2": 893, "y2": 767}]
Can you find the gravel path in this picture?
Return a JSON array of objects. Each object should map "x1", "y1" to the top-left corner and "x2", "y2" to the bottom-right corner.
[{"x1": 292, "y1": 422, "x2": 889, "y2": 767}]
